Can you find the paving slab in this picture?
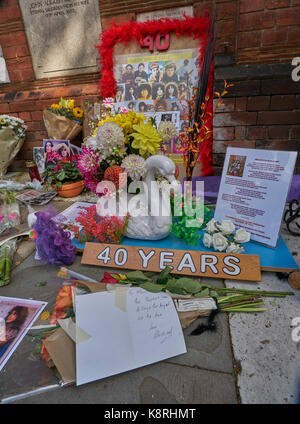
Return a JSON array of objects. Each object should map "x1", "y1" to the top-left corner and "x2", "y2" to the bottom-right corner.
[
  {"x1": 0, "y1": 252, "x2": 237, "y2": 404},
  {"x1": 10, "y1": 362, "x2": 237, "y2": 404},
  {"x1": 225, "y1": 225, "x2": 300, "y2": 404}
]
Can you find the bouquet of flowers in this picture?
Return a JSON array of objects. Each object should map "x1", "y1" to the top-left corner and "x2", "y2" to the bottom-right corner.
[
  {"x1": 42, "y1": 152, "x2": 82, "y2": 189},
  {"x1": 0, "y1": 115, "x2": 27, "y2": 176},
  {"x1": 0, "y1": 189, "x2": 21, "y2": 234},
  {"x1": 202, "y1": 218, "x2": 251, "y2": 253},
  {"x1": 43, "y1": 97, "x2": 84, "y2": 141},
  {"x1": 78, "y1": 99, "x2": 177, "y2": 194}
]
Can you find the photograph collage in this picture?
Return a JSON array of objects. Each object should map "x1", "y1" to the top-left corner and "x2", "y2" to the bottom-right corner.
[{"x1": 113, "y1": 49, "x2": 199, "y2": 136}]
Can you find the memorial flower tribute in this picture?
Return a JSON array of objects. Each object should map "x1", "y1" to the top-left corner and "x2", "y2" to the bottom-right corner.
[
  {"x1": 202, "y1": 218, "x2": 251, "y2": 253},
  {"x1": 0, "y1": 115, "x2": 27, "y2": 177},
  {"x1": 77, "y1": 101, "x2": 177, "y2": 195},
  {"x1": 43, "y1": 97, "x2": 84, "y2": 141}
]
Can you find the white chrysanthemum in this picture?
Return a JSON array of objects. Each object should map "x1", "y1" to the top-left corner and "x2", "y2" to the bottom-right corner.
[
  {"x1": 158, "y1": 121, "x2": 177, "y2": 142},
  {"x1": 96, "y1": 122, "x2": 125, "y2": 150},
  {"x1": 96, "y1": 122, "x2": 125, "y2": 160},
  {"x1": 121, "y1": 154, "x2": 146, "y2": 181}
]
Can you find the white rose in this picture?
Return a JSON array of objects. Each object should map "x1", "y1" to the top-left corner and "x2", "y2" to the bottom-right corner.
[
  {"x1": 205, "y1": 218, "x2": 218, "y2": 233},
  {"x1": 234, "y1": 228, "x2": 251, "y2": 244},
  {"x1": 218, "y1": 219, "x2": 235, "y2": 235},
  {"x1": 226, "y1": 242, "x2": 244, "y2": 254},
  {"x1": 203, "y1": 232, "x2": 213, "y2": 248},
  {"x1": 212, "y1": 232, "x2": 228, "y2": 252}
]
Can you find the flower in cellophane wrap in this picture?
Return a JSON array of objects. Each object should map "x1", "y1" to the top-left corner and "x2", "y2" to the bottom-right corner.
[
  {"x1": 43, "y1": 98, "x2": 84, "y2": 141},
  {"x1": 0, "y1": 115, "x2": 26, "y2": 177}
]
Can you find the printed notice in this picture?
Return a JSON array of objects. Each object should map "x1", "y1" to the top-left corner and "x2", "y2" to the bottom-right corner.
[{"x1": 214, "y1": 148, "x2": 297, "y2": 248}]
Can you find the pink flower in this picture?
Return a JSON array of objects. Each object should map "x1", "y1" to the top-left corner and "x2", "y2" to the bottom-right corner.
[
  {"x1": 8, "y1": 213, "x2": 20, "y2": 221},
  {"x1": 0, "y1": 215, "x2": 5, "y2": 223},
  {"x1": 103, "y1": 97, "x2": 114, "y2": 109},
  {"x1": 54, "y1": 165, "x2": 62, "y2": 171},
  {"x1": 120, "y1": 107, "x2": 128, "y2": 114}
]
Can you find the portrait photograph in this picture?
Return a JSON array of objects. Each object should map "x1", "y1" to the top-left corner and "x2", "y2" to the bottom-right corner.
[{"x1": 0, "y1": 297, "x2": 46, "y2": 371}]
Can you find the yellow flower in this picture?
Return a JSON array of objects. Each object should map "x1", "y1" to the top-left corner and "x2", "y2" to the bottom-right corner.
[
  {"x1": 118, "y1": 274, "x2": 127, "y2": 280},
  {"x1": 51, "y1": 103, "x2": 61, "y2": 110},
  {"x1": 66, "y1": 99, "x2": 75, "y2": 109},
  {"x1": 94, "y1": 111, "x2": 145, "y2": 141},
  {"x1": 131, "y1": 122, "x2": 162, "y2": 156},
  {"x1": 73, "y1": 107, "x2": 83, "y2": 118},
  {"x1": 40, "y1": 311, "x2": 50, "y2": 321}
]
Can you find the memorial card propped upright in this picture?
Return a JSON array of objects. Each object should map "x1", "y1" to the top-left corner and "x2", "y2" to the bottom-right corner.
[{"x1": 214, "y1": 147, "x2": 297, "y2": 248}]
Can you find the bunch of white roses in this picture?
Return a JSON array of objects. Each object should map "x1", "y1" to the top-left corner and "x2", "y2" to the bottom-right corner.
[{"x1": 202, "y1": 218, "x2": 251, "y2": 253}]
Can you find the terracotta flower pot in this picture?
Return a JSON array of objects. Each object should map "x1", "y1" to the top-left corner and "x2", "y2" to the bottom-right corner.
[{"x1": 55, "y1": 180, "x2": 85, "y2": 198}]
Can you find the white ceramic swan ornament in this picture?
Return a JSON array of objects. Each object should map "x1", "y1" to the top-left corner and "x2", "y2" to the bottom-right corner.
[{"x1": 98, "y1": 155, "x2": 181, "y2": 240}]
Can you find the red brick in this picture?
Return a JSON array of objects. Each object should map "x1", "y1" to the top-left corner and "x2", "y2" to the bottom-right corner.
[
  {"x1": 288, "y1": 26, "x2": 300, "y2": 43},
  {"x1": 214, "y1": 127, "x2": 234, "y2": 140},
  {"x1": 21, "y1": 68, "x2": 35, "y2": 82},
  {"x1": 247, "y1": 96, "x2": 270, "y2": 111},
  {"x1": 258, "y1": 111, "x2": 300, "y2": 124},
  {"x1": 6, "y1": 69, "x2": 21, "y2": 82},
  {"x1": 239, "y1": 11, "x2": 275, "y2": 31},
  {"x1": 7, "y1": 56, "x2": 32, "y2": 69},
  {"x1": 81, "y1": 84, "x2": 98, "y2": 96},
  {"x1": 235, "y1": 97, "x2": 247, "y2": 111},
  {"x1": 271, "y1": 95, "x2": 295, "y2": 110},
  {"x1": 247, "y1": 126, "x2": 267, "y2": 139},
  {"x1": 262, "y1": 28, "x2": 288, "y2": 45},
  {"x1": 238, "y1": 31, "x2": 261, "y2": 49},
  {"x1": 217, "y1": 2, "x2": 236, "y2": 19},
  {"x1": 214, "y1": 139, "x2": 256, "y2": 153},
  {"x1": 31, "y1": 111, "x2": 44, "y2": 121},
  {"x1": 26, "y1": 121, "x2": 42, "y2": 131},
  {"x1": 296, "y1": 95, "x2": 300, "y2": 109},
  {"x1": 15, "y1": 45, "x2": 30, "y2": 57},
  {"x1": 215, "y1": 36, "x2": 235, "y2": 54},
  {"x1": 214, "y1": 98, "x2": 235, "y2": 112},
  {"x1": 235, "y1": 126, "x2": 246, "y2": 139},
  {"x1": 54, "y1": 86, "x2": 73, "y2": 98},
  {"x1": 277, "y1": 8, "x2": 300, "y2": 26},
  {"x1": 9, "y1": 101, "x2": 36, "y2": 113},
  {"x1": 2, "y1": 46, "x2": 16, "y2": 59},
  {"x1": 256, "y1": 140, "x2": 299, "y2": 150},
  {"x1": 0, "y1": 103, "x2": 9, "y2": 113},
  {"x1": 214, "y1": 111, "x2": 257, "y2": 127},
  {"x1": 35, "y1": 100, "x2": 52, "y2": 110},
  {"x1": 217, "y1": 20, "x2": 235, "y2": 37},
  {"x1": 291, "y1": 126, "x2": 300, "y2": 139},
  {"x1": 0, "y1": 5, "x2": 22, "y2": 23},
  {"x1": 240, "y1": 0, "x2": 265, "y2": 13},
  {"x1": 101, "y1": 13, "x2": 135, "y2": 32},
  {"x1": 225, "y1": 140, "x2": 256, "y2": 149},
  {"x1": 266, "y1": 0, "x2": 290, "y2": 8},
  {"x1": 261, "y1": 79, "x2": 300, "y2": 94},
  {"x1": 268, "y1": 126, "x2": 291, "y2": 139},
  {"x1": 0, "y1": 32, "x2": 27, "y2": 47},
  {"x1": 18, "y1": 112, "x2": 31, "y2": 122},
  {"x1": 194, "y1": 2, "x2": 214, "y2": 18}
]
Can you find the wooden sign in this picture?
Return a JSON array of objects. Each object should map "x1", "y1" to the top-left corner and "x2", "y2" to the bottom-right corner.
[{"x1": 81, "y1": 243, "x2": 261, "y2": 282}]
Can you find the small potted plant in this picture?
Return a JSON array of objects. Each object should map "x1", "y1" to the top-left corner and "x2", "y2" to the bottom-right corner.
[{"x1": 42, "y1": 152, "x2": 84, "y2": 198}]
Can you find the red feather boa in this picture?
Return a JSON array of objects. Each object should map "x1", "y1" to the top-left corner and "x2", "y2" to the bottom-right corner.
[{"x1": 96, "y1": 15, "x2": 214, "y2": 176}]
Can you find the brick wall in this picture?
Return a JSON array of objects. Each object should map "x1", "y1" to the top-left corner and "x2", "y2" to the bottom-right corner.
[{"x1": 0, "y1": 0, "x2": 300, "y2": 173}]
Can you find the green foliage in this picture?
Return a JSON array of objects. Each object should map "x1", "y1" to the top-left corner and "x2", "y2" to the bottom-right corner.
[
  {"x1": 42, "y1": 157, "x2": 81, "y2": 187},
  {"x1": 170, "y1": 194, "x2": 214, "y2": 246}
]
